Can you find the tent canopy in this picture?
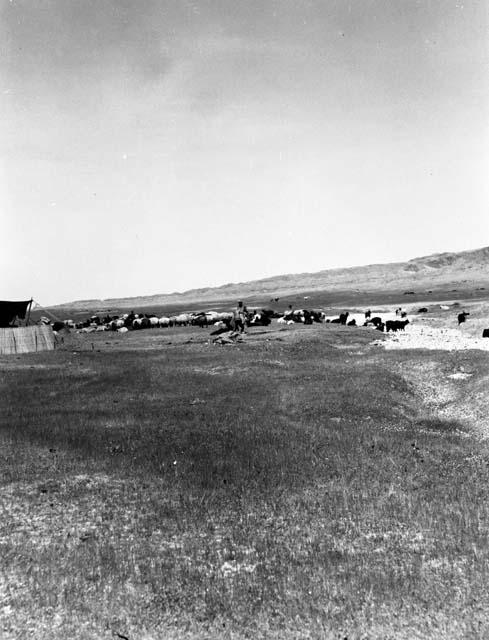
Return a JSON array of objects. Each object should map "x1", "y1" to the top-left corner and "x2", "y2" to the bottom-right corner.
[{"x1": 0, "y1": 300, "x2": 32, "y2": 328}]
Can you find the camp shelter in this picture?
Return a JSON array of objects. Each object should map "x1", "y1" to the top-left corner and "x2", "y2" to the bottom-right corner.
[
  {"x1": 0, "y1": 324, "x2": 55, "y2": 355},
  {"x1": 0, "y1": 299, "x2": 33, "y2": 328}
]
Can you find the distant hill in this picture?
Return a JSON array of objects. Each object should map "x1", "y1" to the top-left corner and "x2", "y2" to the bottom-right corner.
[{"x1": 52, "y1": 246, "x2": 489, "y2": 310}]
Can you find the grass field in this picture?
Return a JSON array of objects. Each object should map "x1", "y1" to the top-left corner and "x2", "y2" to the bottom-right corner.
[{"x1": 2, "y1": 321, "x2": 489, "y2": 639}]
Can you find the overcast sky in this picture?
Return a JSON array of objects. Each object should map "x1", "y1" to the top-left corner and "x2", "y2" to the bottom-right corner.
[{"x1": 1, "y1": 0, "x2": 487, "y2": 305}]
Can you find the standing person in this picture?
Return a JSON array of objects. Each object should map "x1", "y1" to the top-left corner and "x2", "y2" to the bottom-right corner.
[
  {"x1": 233, "y1": 301, "x2": 247, "y2": 333},
  {"x1": 284, "y1": 304, "x2": 294, "y2": 321}
]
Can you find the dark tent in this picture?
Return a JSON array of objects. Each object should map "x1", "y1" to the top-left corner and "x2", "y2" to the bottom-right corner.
[{"x1": 0, "y1": 300, "x2": 32, "y2": 328}]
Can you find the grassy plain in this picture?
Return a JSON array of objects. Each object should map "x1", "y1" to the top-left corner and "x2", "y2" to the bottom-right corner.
[{"x1": 2, "y1": 321, "x2": 489, "y2": 639}]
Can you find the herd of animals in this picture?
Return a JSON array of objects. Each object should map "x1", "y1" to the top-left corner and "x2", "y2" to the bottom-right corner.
[{"x1": 38, "y1": 304, "x2": 489, "y2": 338}]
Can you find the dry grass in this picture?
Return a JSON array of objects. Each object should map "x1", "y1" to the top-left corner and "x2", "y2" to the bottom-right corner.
[{"x1": 1, "y1": 324, "x2": 489, "y2": 639}]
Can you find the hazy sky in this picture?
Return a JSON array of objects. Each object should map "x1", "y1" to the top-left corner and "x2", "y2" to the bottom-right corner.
[{"x1": 1, "y1": 0, "x2": 487, "y2": 305}]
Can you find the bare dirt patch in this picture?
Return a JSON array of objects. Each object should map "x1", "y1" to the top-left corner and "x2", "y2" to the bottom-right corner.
[{"x1": 378, "y1": 324, "x2": 489, "y2": 352}]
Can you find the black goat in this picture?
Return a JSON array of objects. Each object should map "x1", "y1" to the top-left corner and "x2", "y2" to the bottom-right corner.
[{"x1": 386, "y1": 319, "x2": 410, "y2": 332}]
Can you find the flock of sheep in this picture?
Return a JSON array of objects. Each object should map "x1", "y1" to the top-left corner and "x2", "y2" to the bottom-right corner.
[
  {"x1": 35, "y1": 298, "x2": 489, "y2": 349},
  {"x1": 41, "y1": 310, "x2": 234, "y2": 333},
  {"x1": 39, "y1": 301, "x2": 488, "y2": 339},
  {"x1": 41, "y1": 306, "x2": 414, "y2": 335}
]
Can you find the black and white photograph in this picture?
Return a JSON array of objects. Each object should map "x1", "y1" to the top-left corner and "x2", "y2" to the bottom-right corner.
[{"x1": 1, "y1": 1, "x2": 488, "y2": 638}]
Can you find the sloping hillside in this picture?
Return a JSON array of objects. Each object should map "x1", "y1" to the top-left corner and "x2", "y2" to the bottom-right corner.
[{"x1": 53, "y1": 246, "x2": 489, "y2": 310}]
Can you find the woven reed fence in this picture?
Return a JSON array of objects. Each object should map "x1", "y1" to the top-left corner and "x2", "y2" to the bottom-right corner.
[{"x1": 0, "y1": 325, "x2": 55, "y2": 355}]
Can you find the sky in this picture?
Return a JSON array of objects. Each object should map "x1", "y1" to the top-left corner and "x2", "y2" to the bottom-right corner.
[{"x1": 1, "y1": 0, "x2": 488, "y2": 305}]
